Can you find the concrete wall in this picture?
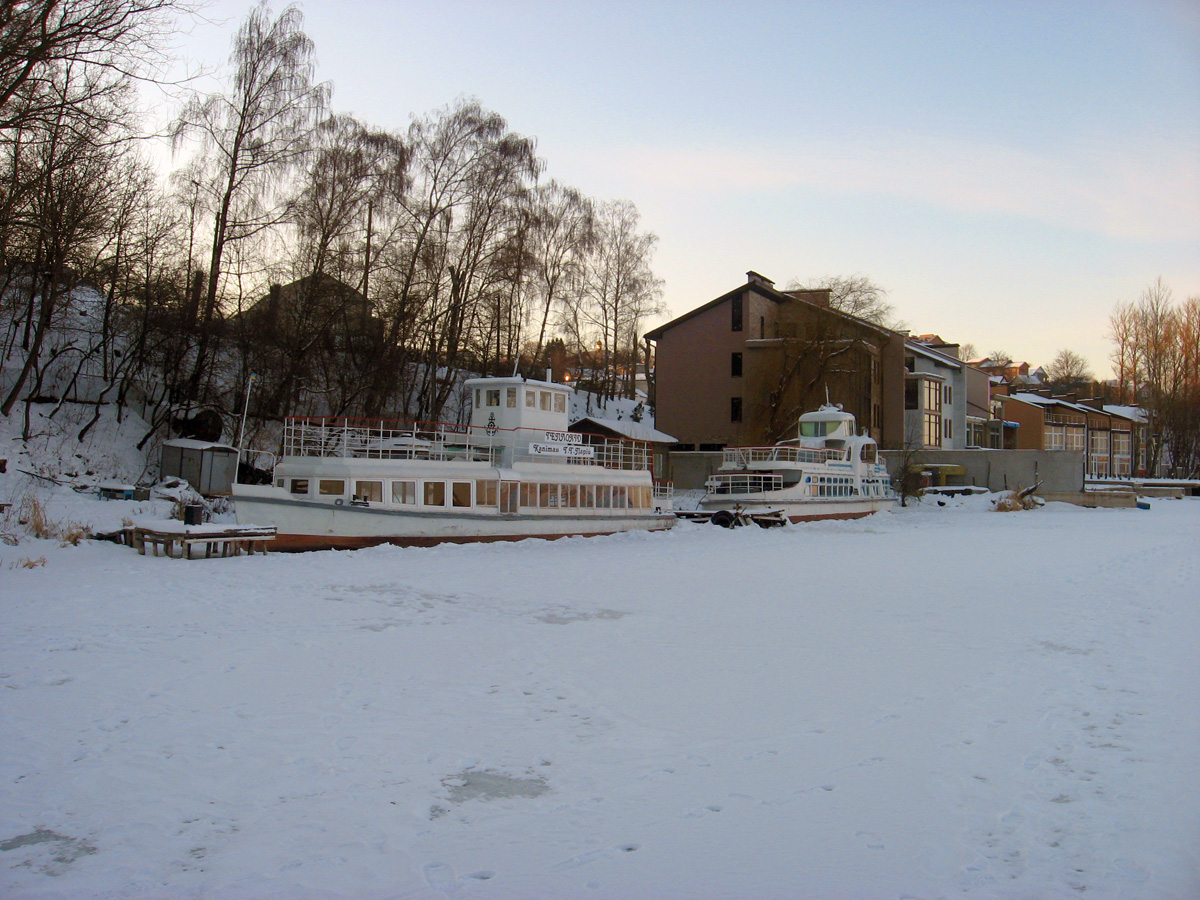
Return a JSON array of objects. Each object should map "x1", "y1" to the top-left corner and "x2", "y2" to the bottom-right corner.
[
  {"x1": 666, "y1": 451, "x2": 726, "y2": 490},
  {"x1": 670, "y1": 447, "x2": 1085, "y2": 494},
  {"x1": 882, "y1": 449, "x2": 1084, "y2": 493}
]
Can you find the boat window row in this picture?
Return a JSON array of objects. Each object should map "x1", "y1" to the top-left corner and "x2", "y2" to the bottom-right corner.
[
  {"x1": 283, "y1": 477, "x2": 653, "y2": 511},
  {"x1": 475, "y1": 386, "x2": 567, "y2": 414},
  {"x1": 812, "y1": 475, "x2": 855, "y2": 498}
]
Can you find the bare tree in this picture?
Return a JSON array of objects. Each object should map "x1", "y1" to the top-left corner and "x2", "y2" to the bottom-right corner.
[
  {"x1": 565, "y1": 199, "x2": 662, "y2": 401},
  {"x1": 171, "y1": 0, "x2": 328, "y2": 401},
  {"x1": 1045, "y1": 348, "x2": 1093, "y2": 389},
  {"x1": 789, "y1": 274, "x2": 896, "y2": 328},
  {"x1": 527, "y1": 180, "x2": 594, "y2": 369},
  {"x1": 1107, "y1": 300, "x2": 1141, "y2": 404},
  {"x1": 0, "y1": 0, "x2": 185, "y2": 133}
]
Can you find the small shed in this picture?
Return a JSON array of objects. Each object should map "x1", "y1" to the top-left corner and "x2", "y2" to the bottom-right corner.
[
  {"x1": 569, "y1": 416, "x2": 677, "y2": 482},
  {"x1": 160, "y1": 439, "x2": 238, "y2": 496}
]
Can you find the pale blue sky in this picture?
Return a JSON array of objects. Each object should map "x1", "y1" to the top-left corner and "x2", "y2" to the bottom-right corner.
[{"x1": 166, "y1": 0, "x2": 1200, "y2": 377}]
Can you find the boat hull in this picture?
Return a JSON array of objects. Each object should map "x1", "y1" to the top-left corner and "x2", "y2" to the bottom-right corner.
[
  {"x1": 234, "y1": 485, "x2": 673, "y2": 551},
  {"x1": 699, "y1": 495, "x2": 896, "y2": 523}
]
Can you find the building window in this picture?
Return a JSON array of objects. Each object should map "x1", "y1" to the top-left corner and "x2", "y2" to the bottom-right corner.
[
  {"x1": 731, "y1": 352, "x2": 742, "y2": 377},
  {"x1": 759, "y1": 316, "x2": 765, "y2": 339},
  {"x1": 731, "y1": 397, "x2": 742, "y2": 422},
  {"x1": 944, "y1": 384, "x2": 953, "y2": 405},
  {"x1": 904, "y1": 380, "x2": 919, "y2": 410},
  {"x1": 944, "y1": 418, "x2": 953, "y2": 440},
  {"x1": 731, "y1": 294, "x2": 743, "y2": 331}
]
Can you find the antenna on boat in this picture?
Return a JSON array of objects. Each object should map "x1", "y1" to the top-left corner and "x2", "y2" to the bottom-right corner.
[
  {"x1": 824, "y1": 385, "x2": 830, "y2": 407},
  {"x1": 511, "y1": 357, "x2": 520, "y2": 377}
]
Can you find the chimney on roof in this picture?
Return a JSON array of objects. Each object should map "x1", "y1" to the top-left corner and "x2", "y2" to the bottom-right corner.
[{"x1": 746, "y1": 271, "x2": 774, "y2": 287}]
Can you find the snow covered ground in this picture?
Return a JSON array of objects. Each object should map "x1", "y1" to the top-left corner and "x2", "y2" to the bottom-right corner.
[{"x1": 2, "y1": 482, "x2": 1199, "y2": 899}]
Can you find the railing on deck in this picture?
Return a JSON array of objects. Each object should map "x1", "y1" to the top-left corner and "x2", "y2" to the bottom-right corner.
[
  {"x1": 282, "y1": 416, "x2": 654, "y2": 472},
  {"x1": 706, "y1": 473, "x2": 785, "y2": 495},
  {"x1": 722, "y1": 445, "x2": 848, "y2": 467}
]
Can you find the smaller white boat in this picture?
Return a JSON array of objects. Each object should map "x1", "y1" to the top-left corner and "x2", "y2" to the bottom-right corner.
[{"x1": 698, "y1": 404, "x2": 896, "y2": 523}]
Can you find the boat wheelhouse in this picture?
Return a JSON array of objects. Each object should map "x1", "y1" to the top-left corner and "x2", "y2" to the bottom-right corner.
[
  {"x1": 233, "y1": 377, "x2": 674, "y2": 550},
  {"x1": 698, "y1": 404, "x2": 896, "y2": 523}
]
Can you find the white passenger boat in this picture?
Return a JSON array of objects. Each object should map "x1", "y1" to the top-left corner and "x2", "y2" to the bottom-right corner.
[
  {"x1": 699, "y1": 404, "x2": 896, "y2": 523},
  {"x1": 233, "y1": 376, "x2": 674, "y2": 550}
]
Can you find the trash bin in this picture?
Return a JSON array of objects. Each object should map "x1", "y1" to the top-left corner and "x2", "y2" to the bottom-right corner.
[{"x1": 183, "y1": 504, "x2": 205, "y2": 526}]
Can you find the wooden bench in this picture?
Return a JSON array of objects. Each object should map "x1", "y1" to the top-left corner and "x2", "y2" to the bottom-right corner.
[{"x1": 132, "y1": 525, "x2": 276, "y2": 559}]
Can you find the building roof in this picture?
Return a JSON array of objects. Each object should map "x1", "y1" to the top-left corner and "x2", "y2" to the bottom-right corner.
[
  {"x1": 644, "y1": 272, "x2": 895, "y2": 341},
  {"x1": 906, "y1": 339, "x2": 962, "y2": 369},
  {"x1": 570, "y1": 416, "x2": 677, "y2": 444}
]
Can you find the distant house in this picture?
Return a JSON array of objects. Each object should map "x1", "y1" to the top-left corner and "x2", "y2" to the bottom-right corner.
[
  {"x1": 233, "y1": 274, "x2": 381, "y2": 352},
  {"x1": 645, "y1": 271, "x2": 907, "y2": 451},
  {"x1": 570, "y1": 416, "x2": 677, "y2": 482}
]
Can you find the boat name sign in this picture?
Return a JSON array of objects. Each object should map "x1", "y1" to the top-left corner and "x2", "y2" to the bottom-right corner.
[{"x1": 529, "y1": 441, "x2": 595, "y2": 458}]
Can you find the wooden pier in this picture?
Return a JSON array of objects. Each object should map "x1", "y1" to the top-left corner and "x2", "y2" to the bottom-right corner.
[{"x1": 127, "y1": 524, "x2": 276, "y2": 559}]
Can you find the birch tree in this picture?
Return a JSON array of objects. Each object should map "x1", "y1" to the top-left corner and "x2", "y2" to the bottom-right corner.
[{"x1": 171, "y1": 0, "x2": 328, "y2": 402}]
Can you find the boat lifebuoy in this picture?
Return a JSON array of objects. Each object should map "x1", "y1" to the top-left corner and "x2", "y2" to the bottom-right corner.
[{"x1": 334, "y1": 498, "x2": 344, "y2": 506}]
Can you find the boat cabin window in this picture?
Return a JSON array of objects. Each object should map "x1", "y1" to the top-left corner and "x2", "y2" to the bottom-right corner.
[
  {"x1": 290, "y1": 478, "x2": 309, "y2": 494},
  {"x1": 860, "y1": 444, "x2": 877, "y2": 463},
  {"x1": 800, "y1": 420, "x2": 839, "y2": 438},
  {"x1": 554, "y1": 393, "x2": 567, "y2": 413},
  {"x1": 476, "y1": 480, "x2": 498, "y2": 506},
  {"x1": 424, "y1": 482, "x2": 446, "y2": 506},
  {"x1": 392, "y1": 480, "x2": 417, "y2": 505},
  {"x1": 540, "y1": 390, "x2": 552, "y2": 411},
  {"x1": 318, "y1": 479, "x2": 345, "y2": 496},
  {"x1": 355, "y1": 480, "x2": 383, "y2": 502},
  {"x1": 506, "y1": 387, "x2": 517, "y2": 408},
  {"x1": 452, "y1": 481, "x2": 472, "y2": 508},
  {"x1": 486, "y1": 389, "x2": 500, "y2": 407},
  {"x1": 525, "y1": 389, "x2": 536, "y2": 408},
  {"x1": 499, "y1": 482, "x2": 518, "y2": 513}
]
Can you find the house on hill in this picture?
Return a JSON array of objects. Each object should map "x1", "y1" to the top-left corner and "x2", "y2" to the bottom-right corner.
[
  {"x1": 645, "y1": 271, "x2": 907, "y2": 453},
  {"x1": 233, "y1": 274, "x2": 381, "y2": 351}
]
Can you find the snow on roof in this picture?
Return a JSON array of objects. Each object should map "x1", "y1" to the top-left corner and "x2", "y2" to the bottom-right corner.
[
  {"x1": 163, "y1": 439, "x2": 237, "y2": 451},
  {"x1": 1009, "y1": 392, "x2": 1091, "y2": 414},
  {"x1": 906, "y1": 340, "x2": 962, "y2": 369},
  {"x1": 1104, "y1": 405, "x2": 1147, "y2": 423},
  {"x1": 571, "y1": 416, "x2": 677, "y2": 444}
]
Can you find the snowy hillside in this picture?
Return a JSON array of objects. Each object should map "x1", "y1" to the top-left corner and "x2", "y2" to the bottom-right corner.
[{"x1": 1, "y1": 483, "x2": 1198, "y2": 899}]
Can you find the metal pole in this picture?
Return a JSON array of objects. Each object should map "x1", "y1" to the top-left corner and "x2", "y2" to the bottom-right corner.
[{"x1": 236, "y1": 373, "x2": 257, "y2": 473}]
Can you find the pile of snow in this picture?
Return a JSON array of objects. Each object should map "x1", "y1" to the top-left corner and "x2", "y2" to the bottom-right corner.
[{"x1": 2, "y1": 489, "x2": 1197, "y2": 899}]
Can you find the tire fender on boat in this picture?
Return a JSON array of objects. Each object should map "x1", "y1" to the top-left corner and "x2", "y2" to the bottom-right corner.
[{"x1": 710, "y1": 509, "x2": 736, "y2": 528}]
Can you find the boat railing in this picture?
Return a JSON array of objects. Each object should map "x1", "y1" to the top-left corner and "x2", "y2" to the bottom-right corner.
[
  {"x1": 722, "y1": 446, "x2": 848, "y2": 467},
  {"x1": 705, "y1": 472, "x2": 784, "y2": 495},
  {"x1": 652, "y1": 480, "x2": 674, "y2": 502},
  {"x1": 282, "y1": 417, "x2": 654, "y2": 472}
]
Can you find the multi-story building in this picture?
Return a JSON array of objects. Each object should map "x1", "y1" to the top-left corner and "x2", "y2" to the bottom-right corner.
[{"x1": 644, "y1": 272, "x2": 907, "y2": 451}]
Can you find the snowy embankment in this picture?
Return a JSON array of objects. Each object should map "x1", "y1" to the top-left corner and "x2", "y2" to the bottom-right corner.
[{"x1": 1, "y1": 491, "x2": 1198, "y2": 900}]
